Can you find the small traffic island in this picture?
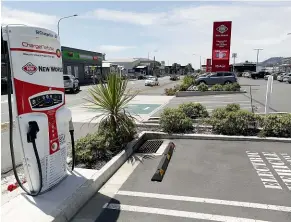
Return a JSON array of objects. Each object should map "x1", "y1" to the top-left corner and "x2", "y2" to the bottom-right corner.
[{"x1": 95, "y1": 133, "x2": 291, "y2": 222}]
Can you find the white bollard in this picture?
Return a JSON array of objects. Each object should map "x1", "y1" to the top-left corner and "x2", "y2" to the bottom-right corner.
[{"x1": 265, "y1": 75, "x2": 273, "y2": 114}]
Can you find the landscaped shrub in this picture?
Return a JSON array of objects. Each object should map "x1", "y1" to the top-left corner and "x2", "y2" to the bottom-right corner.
[
  {"x1": 182, "y1": 75, "x2": 196, "y2": 86},
  {"x1": 211, "y1": 84, "x2": 224, "y2": 91},
  {"x1": 260, "y1": 114, "x2": 291, "y2": 138},
  {"x1": 223, "y1": 83, "x2": 241, "y2": 91},
  {"x1": 178, "y1": 102, "x2": 209, "y2": 119},
  {"x1": 160, "y1": 108, "x2": 193, "y2": 133},
  {"x1": 179, "y1": 83, "x2": 190, "y2": 91},
  {"x1": 165, "y1": 87, "x2": 177, "y2": 96},
  {"x1": 75, "y1": 132, "x2": 113, "y2": 168},
  {"x1": 209, "y1": 109, "x2": 259, "y2": 136},
  {"x1": 197, "y1": 82, "x2": 208, "y2": 91},
  {"x1": 225, "y1": 103, "x2": 241, "y2": 112}
]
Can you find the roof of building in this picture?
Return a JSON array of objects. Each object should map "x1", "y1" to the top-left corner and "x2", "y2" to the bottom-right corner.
[{"x1": 105, "y1": 58, "x2": 139, "y2": 63}]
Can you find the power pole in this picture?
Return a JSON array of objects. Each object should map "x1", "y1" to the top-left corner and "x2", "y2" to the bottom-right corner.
[
  {"x1": 254, "y1": 48, "x2": 263, "y2": 72},
  {"x1": 232, "y1": 53, "x2": 237, "y2": 72}
]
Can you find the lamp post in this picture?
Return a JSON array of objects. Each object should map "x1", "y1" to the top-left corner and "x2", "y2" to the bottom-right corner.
[
  {"x1": 253, "y1": 48, "x2": 263, "y2": 72},
  {"x1": 57, "y1": 14, "x2": 78, "y2": 36}
]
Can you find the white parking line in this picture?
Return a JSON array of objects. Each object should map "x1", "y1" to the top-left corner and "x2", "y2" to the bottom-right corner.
[
  {"x1": 104, "y1": 203, "x2": 269, "y2": 222},
  {"x1": 117, "y1": 190, "x2": 291, "y2": 213},
  {"x1": 144, "y1": 107, "x2": 150, "y2": 110}
]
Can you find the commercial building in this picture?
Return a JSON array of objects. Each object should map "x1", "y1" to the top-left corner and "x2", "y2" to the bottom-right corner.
[{"x1": 61, "y1": 46, "x2": 104, "y2": 85}]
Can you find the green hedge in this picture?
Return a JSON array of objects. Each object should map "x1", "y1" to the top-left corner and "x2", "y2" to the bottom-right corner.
[
  {"x1": 208, "y1": 104, "x2": 291, "y2": 138},
  {"x1": 178, "y1": 102, "x2": 209, "y2": 119},
  {"x1": 160, "y1": 108, "x2": 193, "y2": 133},
  {"x1": 260, "y1": 114, "x2": 291, "y2": 138}
]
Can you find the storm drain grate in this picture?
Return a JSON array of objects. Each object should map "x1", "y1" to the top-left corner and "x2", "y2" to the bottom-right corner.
[{"x1": 136, "y1": 139, "x2": 164, "y2": 153}]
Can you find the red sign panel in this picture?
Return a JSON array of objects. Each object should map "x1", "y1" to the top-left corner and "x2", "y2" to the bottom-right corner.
[
  {"x1": 212, "y1": 21, "x2": 232, "y2": 72},
  {"x1": 206, "y1": 59, "x2": 212, "y2": 72}
]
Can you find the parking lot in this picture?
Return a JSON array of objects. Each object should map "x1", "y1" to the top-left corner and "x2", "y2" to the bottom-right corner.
[
  {"x1": 152, "y1": 93, "x2": 266, "y2": 117},
  {"x1": 73, "y1": 139, "x2": 291, "y2": 222}
]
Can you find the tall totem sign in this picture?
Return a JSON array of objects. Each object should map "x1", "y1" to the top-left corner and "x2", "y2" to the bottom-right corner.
[{"x1": 211, "y1": 21, "x2": 232, "y2": 72}]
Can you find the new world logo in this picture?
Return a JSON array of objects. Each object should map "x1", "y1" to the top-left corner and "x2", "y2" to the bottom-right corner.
[
  {"x1": 216, "y1": 25, "x2": 228, "y2": 34},
  {"x1": 22, "y1": 62, "x2": 37, "y2": 75}
]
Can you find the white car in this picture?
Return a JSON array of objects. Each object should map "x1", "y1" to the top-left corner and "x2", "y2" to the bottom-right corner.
[
  {"x1": 145, "y1": 77, "x2": 159, "y2": 86},
  {"x1": 63, "y1": 75, "x2": 80, "y2": 93},
  {"x1": 282, "y1": 73, "x2": 291, "y2": 82}
]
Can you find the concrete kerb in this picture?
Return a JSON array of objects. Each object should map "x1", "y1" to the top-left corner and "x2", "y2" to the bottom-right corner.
[
  {"x1": 53, "y1": 131, "x2": 147, "y2": 222},
  {"x1": 141, "y1": 131, "x2": 291, "y2": 143},
  {"x1": 176, "y1": 90, "x2": 246, "y2": 97}
]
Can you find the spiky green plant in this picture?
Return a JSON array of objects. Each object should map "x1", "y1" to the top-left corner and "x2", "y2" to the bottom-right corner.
[{"x1": 86, "y1": 73, "x2": 139, "y2": 135}]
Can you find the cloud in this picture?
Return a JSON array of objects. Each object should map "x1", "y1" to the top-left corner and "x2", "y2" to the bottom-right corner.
[
  {"x1": 1, "y1": 6, "x2": 58, "y2": 31},
  {"x1": 87, "y1": 3, "x2": 291, "y2": 67},
  {"x1": 98, "y1": 45, "x2": 136, "y2": 53},
  {"x1": 86, "y1": 9, "x2": 165, "y2": 26}
]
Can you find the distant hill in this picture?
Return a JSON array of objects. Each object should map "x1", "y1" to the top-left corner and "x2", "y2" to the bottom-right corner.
[{"x1": 260, "y1": 57, "x2": 283, "y2": 66}]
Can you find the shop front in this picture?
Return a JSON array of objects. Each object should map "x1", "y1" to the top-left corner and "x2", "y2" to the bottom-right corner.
[{"x1": 61, "y1": 46, "x2": 104, "y2": 85}]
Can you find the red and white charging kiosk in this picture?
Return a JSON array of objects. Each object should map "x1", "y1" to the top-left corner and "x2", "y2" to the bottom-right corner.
[{"x1": 2, "y1": 25, "x2": 72, "y2": 194}]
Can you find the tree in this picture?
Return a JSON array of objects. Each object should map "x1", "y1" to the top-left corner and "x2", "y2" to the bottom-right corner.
[
  {"x1": 171, "y1": 63, "x2": 178, "y2": 74},
  {"x1": 186, "y1": 63, "x2": 193, "y2": 74},
  {"x1": 87, "y1": 73, "x2": 138, "y2": 136}
]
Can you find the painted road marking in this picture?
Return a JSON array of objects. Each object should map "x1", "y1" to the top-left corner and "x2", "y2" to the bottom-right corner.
[
  {"x1": 263, "y1": 152, "x2": 291, "y2": 190},
  {"x1": 117, "y1": 190, "x2": 291, "y2": 212},
  {"x1": 281, "y1": 153, "x2": 291, "y2": 165},
  {"x1": 103, "y1": 203, "x2": 269, "y2": 222},
  {"x1": 246, "y1": 151, "x2": 282, "y2": 189},
  {"x1": 144, "y1": 107, "x2": 150, "y2": 110}
]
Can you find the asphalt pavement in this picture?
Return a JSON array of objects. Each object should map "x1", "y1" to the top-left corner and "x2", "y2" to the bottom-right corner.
[
  {"x1": 74, "y1": 139, "x2": 291, "y2": 222},
  {"x1": 239, "y1": 77, "x2": 291, "y2": 113}
]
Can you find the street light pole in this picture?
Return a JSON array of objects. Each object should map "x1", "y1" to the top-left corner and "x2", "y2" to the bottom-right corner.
[
  {"x1": 253, "y1": 48, "x2": 263, "y2": 72},
  {"x1": 57, "y1": 14, "x2": 78, "y2": 36}
]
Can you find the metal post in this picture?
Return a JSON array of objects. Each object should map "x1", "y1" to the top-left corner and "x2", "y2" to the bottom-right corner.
[
  {"x1": 254, "y1": 48, "x2": 263, "y2": 72},
  {"x1": 57, "y1": 14, "x2": 78, "y2": 36}
]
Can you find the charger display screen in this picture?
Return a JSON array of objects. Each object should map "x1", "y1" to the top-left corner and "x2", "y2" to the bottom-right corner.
[{"x1": 30, "y1": 94, "x2": 62, "y2": 109}]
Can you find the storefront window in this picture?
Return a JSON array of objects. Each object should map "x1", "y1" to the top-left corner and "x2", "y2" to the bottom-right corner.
[
  {"x1": 84, "y1": 65, "x2": 93, "y2": 79},
  {"x1": 67, "y1": 66, "x2": 72, "y2": 75}
]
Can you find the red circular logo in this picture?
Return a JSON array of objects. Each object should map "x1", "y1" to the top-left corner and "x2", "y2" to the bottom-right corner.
[{"x1": 56, "y1": 49, "x2": 61, "y2": 58}]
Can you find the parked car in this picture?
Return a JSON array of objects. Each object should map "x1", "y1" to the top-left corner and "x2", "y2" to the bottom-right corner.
[
  {"x1": 277, "y1": 73, "x2": 285, "y2": 82},
  {"x1": 196, "y1": 72, "x2": 237, "y2": 85},
  {"x1": 242, "y1": 72, "x2": 251, "y2": 78},
  {"x1": 282, "y1": 73, "x2": 291, "y2": 82},
  {"x1": 264, "y1": 73, "x2": 277, "y2": 80},
  {"x1": 170, "y1": 74, "x2": 180, "y2": 81},
  {"x1": 251, "y1": 71, "x2": 270, "y2": 79},
  {"x1": 145, "y1": 77, "x2": 159, "y2": 86},
  {"x1": 288, "y1": 75, "x2": 291, "y2": 84},
  {"x1": 63, "y1": 75, "x2": 80, "y2": 93}
]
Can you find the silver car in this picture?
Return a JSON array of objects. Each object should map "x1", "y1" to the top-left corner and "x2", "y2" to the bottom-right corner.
[{"x1": 63, "y1": 75, "x2": 80, "y2": 93}]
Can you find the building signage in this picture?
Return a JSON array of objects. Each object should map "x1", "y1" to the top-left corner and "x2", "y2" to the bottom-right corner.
[
  {"x1": 212, "y1": 21, "x2": 232, "y2": 72},
  {"x1": 93, "y1": 56, "x2": 98, "y2": 60},
  {"x1": 79, "y1": 54, "x2": 93, "y2": 60},
  {"x1": 206, "y1": 58, "x2": 212, "y2": 72}
]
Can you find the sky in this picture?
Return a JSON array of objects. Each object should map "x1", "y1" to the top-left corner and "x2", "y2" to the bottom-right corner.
[{"x1": 1, "y1": 1, "x2": 291, "y2": 69}]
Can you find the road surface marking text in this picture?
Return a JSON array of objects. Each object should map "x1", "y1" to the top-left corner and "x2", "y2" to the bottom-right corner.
[
  {"x1": 281, "y1": 153, "x2": 291, "y2": 166},
  {"x1": 103, "y1": 203, "x2": 269, "y2": 222},
  {"x1": 263, "y1": 152, "x2": 291, "y2": 190},
  {"x1": 246, "y1": 151, "x2": 282, "y2": 189},
  {"x1": 117, "y1": 190, "x2": 291, "y2": 212}
]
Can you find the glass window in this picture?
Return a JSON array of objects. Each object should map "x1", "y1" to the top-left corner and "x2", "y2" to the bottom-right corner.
[
  {"x1": 84, "y1": 65, "x2": 92, "y2": 79},
  {"x1": 224, "y1": 72, "x2": 233, "y2": 76},
  {"x1": 67, "y1": 66, "x2": 72, "y2": 75},
  {"x1": 216, "y1": 72, "x2": 224, "y2": 77},
  {"x1": 63, "y1": 76, "x2": 70, "y2": 80},
  {"x1": 209, "y1": 73, "x2": 217, "y2": 77}
]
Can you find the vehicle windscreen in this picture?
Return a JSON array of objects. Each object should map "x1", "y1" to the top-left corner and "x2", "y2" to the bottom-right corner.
[{"x1": 63, "y1": 76, "x2": 70, "y2": 80}]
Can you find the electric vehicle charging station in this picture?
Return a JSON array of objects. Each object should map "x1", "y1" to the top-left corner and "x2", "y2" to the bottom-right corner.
[{"x1": 2, "y1": 25, "x2": 75, "y2": 195}]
